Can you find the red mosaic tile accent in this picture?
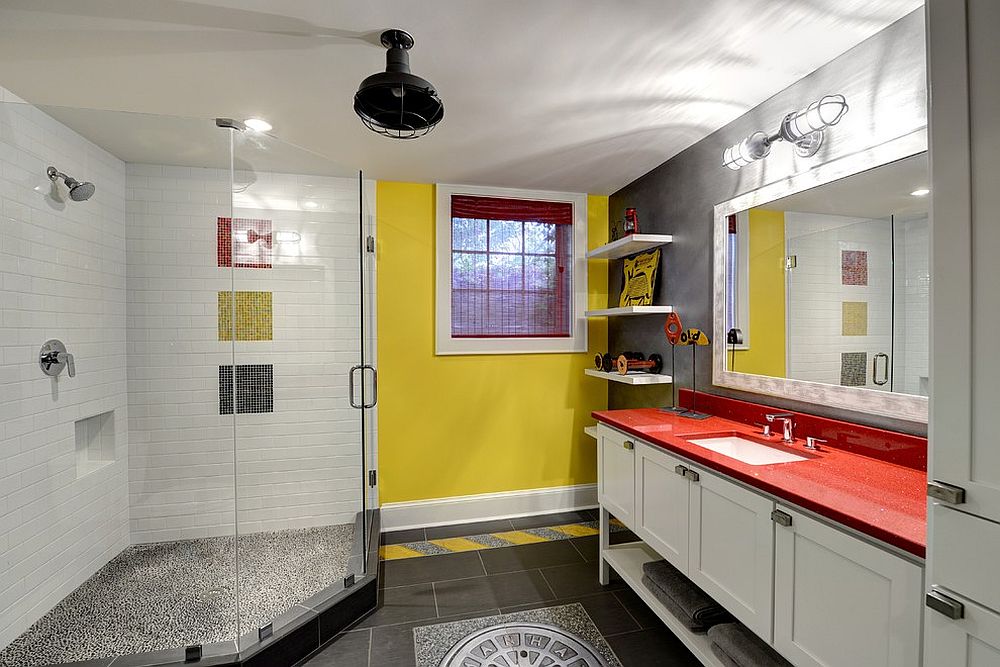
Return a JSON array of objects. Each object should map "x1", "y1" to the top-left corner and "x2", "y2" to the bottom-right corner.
[
  {"x1": 841, "y1": 249, "x2": 868, "y2": 286},
  {"x1": 217, "y1": 217, "x2": 272, "y2": 269}
]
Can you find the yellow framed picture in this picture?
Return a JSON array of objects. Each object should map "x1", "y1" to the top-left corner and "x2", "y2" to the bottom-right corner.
[{"x1": 619, "y1": 248, "x2": 660, "y2": 307}]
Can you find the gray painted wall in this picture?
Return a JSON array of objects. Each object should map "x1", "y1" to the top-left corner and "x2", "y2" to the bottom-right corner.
[{"x1": 607, "y1": 9, "x2": 927, "y2": 434}]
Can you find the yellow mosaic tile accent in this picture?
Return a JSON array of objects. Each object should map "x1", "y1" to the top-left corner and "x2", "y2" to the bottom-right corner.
[
  {"x1": 842, "y1": 301, "x2": 868, "y2": 336},
  {"x1": 491, "y1": 530, "x2": 550, "y2": 545},
  {"x1": 549, "y1": 524, "x2": 599, "y2": 538},
  {"x1": 219, "y1": 291, "x2": 272, "y2": 341},
  {"x1": 428, "y1": 537, "x2": 489, "y2": 552},
  {"x1": 379, "y1": 544, "x2": 426, "y2": 560}
]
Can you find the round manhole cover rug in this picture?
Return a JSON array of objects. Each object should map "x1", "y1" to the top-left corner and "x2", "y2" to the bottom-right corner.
[{"x1": 439, "y1": 622, "x2": 610, "y2": 667}]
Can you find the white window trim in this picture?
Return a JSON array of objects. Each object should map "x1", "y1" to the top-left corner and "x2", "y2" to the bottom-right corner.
[
  {"x1": 730, "y1": 209, "x2": 751, "y2": 351},
  {"x1": 435, "y1": 183, "x2": 588, "y2": 355}
]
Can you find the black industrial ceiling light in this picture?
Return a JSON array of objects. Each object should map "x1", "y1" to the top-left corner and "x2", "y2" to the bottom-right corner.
[{"x1": 354, "y1": 29, "x2": 444, "y2": 139}]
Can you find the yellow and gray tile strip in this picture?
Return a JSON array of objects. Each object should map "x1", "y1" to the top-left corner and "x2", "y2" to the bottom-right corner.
[{"x1": 380, "y1": 520, "x2": 626, "y2": 561}]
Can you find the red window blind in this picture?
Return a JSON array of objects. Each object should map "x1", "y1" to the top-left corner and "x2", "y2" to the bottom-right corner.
[{"x1": 450, "y1": 195, "x2": 573, "y2": 338}]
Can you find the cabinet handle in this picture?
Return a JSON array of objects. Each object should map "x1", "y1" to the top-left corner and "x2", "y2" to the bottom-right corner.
[
  {"x1": 683, "y1": 468, "x2": 700, "y2": 482},
  {"x1": 926, "y1": 589, "x2": 965, "y2": 619},
  {"x1": 771, "y1": 510, "x2": 793, "y2": 527},
  {"x1": 623, "y1": 440, "x2": 634, "y2": 451},
  {"x1": 674, "y1": 464, "x2": 688, "y2": 476},
  {"x1": 928, "y1": 480, "x2": 966, "y2": 505}
]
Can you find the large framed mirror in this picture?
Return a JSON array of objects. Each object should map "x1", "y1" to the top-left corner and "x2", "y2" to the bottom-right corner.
[{"x1": 713, "y1": 139, "x2": 929, "y2": 422}]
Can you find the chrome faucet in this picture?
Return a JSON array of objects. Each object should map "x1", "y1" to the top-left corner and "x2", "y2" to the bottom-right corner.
[{"x1": 765, "y1": 413, "x2": 795, "y2": 443}]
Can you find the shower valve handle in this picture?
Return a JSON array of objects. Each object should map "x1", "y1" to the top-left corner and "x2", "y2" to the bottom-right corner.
[{"x1": 39, "y1": 340, "x2": 75, "y2": 378}]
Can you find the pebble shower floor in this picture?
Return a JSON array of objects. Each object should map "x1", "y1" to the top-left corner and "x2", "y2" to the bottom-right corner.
[{"x1": 0, "y1": 523, "x2": 354, "y2": 667}]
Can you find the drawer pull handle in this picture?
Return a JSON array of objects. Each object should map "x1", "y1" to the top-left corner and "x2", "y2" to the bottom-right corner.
[
  {"x1": 674, "y1": 464, "x2": 688, "y2": 476},
  {"x1": 623, "y1": 440, "x2": 634, "y2": 451},
  {"x1": 771, "y1": 510, "x2": 793, "y2": 527},
  {"x1": 928, "y1": 480, "x2": 966, "y2": 505},
  {"x1": 926, "y1": 589, "x2": 964, "y2": 619}
]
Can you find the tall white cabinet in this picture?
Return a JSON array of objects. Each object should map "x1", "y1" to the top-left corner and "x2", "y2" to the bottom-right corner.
[{"x1": 925, "y1": 0, "x2": 1000, "y2": 660}]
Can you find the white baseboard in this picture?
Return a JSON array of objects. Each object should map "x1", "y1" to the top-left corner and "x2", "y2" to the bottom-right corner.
[{"x1": 379, "y1": 483, "x2": 598, "y2": 532}]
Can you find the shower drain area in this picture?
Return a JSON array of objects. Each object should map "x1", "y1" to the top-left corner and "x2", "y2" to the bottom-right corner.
[{"x1": 439, "y1": 623, "x2": 609, "y2": 667}]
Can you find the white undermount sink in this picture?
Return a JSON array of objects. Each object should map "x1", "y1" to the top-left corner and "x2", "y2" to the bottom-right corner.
[{"x1": 684, "y1": 434, "x2": 809, "y2": 465}]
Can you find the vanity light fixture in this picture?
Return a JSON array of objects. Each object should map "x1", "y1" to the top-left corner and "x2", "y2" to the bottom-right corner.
[
  {"x1": 244, "y1": 118, "x2": 273, "y2": 133},
  {"x1": 910, "y1": 188, "x2": 930, "y2": 197},
  {"x1": 723, "y1": 94, "x2": 849, "y2": 170}
]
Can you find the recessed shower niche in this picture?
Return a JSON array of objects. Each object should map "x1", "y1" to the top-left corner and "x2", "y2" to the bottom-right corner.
[{"x1": 74, "y1": 411, "x2": 116, "y2": 478}]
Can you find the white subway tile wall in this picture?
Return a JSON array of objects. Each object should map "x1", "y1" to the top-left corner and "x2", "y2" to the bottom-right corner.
[
  {"x1": 0, "y1": 90, "x2": 130, "y2": 648},
  {"x1": 126, "y1": 165, "x2": 364, "y2": 543},
  {"x1": 893, "y1": 216, "x2": 929, "y2": 396}
]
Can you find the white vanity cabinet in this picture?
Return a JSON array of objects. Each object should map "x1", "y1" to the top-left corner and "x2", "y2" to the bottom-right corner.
[
  {"x1": 634, "y1": 441, "x2": 690, "y2": 571},
  {"x1": 688, "y1": 467, "x2": 775, "y2": 641},
  {"x1": 595, "y1": 424, "x2": 925, "y2": 667},
  {"x1": 772, "y1": 505, "x2": 923, "y2": 667},
  {"x1": 597, "y1": 425, "x2": 636, "y2": 528}
]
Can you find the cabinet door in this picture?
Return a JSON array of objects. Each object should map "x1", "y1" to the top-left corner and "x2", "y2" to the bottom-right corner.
[
  {"x1": 597, "y1": 426, "x2": 635, "y2": 530},
  {"x1": 926, "y1": 589, "x2": 1000, "y2": 666},
  {"x1": 774, "y1": 506, "x2": 923, "y2": 667},
  {"x1": 634, "y1": 442, "x2": 689, "y2": 572},
  {"x1": 928, "y1": 0, "x2": 1000, "y2": 523},
  {"x1": 688, "y1": 468, "x2": 774, "y2": 641}
]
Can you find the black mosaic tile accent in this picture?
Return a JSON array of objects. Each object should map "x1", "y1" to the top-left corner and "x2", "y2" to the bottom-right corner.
[
  {"x1": 840, "y1": 352, "x2": 867, "y2": 387},
  {"x1": 219, "y1": 364, "x2": 274, "y2": 415}
]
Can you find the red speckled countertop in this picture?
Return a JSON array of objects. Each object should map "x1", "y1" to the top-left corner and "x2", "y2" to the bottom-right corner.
[{"x1": 592, "y1": 408, "x2": 927, "y2": 558}]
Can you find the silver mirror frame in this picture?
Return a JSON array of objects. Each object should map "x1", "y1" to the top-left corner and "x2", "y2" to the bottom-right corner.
[{"x1": 712, "y1": 128, "x2": 929, "y2": 423}]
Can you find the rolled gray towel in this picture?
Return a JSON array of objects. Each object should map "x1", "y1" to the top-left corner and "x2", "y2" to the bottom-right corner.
[
  {"x1": 708, "y1": 622, "x2": 793, "y2": 667},
  {"x1": 641, "y1": 560, "x2": 732, "y2": 628},
  {"x1": 641, "y1": 574, "x2": 709, "y2": 632}
]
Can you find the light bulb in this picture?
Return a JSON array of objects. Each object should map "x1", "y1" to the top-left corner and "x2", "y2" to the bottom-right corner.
[
  {"x1": 244, "y1": 118, "x2": 273, "y2": 133},
  {"x1": 722, "y1": 132, "x2": 771, "y2": 170},
  {"x1": 910, "y1": 188, "x2": 930, "y2": 197},
  {"x1": 780, "y1": 94, "x2": 848, "y2": 143},
  {"x1": 275, "y1": 231, "x2": 301, "y2": 243}
]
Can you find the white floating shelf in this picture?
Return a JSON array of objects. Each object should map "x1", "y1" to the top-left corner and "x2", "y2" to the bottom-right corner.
[
  {"x1": 603, "y1": 542, "x2": 727, "y2": 667},
  {"x1": 583, "y1": 425, "x2": 599, "y2": 440},
  {"x1": 584, "y1": 368, "x2": 673, "y2": 385},
  {"x1": 584, "y1": 305, "x2": 673, "y2": 318},
  {"x1": 586, "y1": 233, "x2": 673, "y2": 260}
]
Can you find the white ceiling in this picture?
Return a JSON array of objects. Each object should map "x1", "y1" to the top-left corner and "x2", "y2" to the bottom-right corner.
[{"x1": 0, "y1": 0, "x2": 923, "y2": 194}]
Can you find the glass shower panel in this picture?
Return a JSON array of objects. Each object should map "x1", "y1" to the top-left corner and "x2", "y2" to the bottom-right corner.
[
  {"x1": 891, "y1": 214, "x2": 930, "y2": 396},
  {"x1": 0, "y1": 100, "x2": 240, "y2": 666},
  {"x1": 785, "y1": 216, "x2": 894, "y2": 391},
  {"x1": 229, "y1": 129, "x2": 366, "y2": 638}
]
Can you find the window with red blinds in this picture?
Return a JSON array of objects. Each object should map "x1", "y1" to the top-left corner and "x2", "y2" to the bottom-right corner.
[{"x1": 450, "y1": 195, "x2": 573, "y2": 338}]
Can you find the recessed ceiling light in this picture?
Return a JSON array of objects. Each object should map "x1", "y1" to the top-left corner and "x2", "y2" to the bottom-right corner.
[
  {"x1": 910, "y1": 188, "x2": 930, "y2": 197},
  {"x1": 244, "y1": 118, "x2": 272, "y2": 133},
  {"x1": 302, "y1": 200, "x2": 319, "y2": 209}
]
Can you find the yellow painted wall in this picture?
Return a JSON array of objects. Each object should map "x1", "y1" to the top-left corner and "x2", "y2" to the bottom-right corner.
[
  {"x1": 731, "y1": 209, "x2": 786, "y2": 377},
  {"x1": 376, "y1": 183, "x2": 609, "y2": 504}
]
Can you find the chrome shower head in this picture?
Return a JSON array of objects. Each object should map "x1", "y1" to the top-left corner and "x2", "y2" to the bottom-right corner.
[{"x1": 47, "y1": 166, "x2": 95, "y2": 202}]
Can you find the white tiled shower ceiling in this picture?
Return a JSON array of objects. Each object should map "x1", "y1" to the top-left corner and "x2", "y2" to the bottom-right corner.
[
  {"x1": 126, "y1": 165, "x2": 364, "y2": 543},
  {"x1": 0, "y1": 88, "x2": 129, "y2": 649}
]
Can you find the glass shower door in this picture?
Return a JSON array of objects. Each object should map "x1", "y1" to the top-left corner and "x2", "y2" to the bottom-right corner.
[
  {"x1": 229, "y1": 129, "x2": 369, "y2": 640},
  {"x1": 785, "y1": 216, "x2": 894, "y2": 391}
]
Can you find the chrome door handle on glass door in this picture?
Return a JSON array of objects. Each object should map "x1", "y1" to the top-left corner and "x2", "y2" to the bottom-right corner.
[{"x1": 348, "y1": 364, "x2": 377, "y2": 409}]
